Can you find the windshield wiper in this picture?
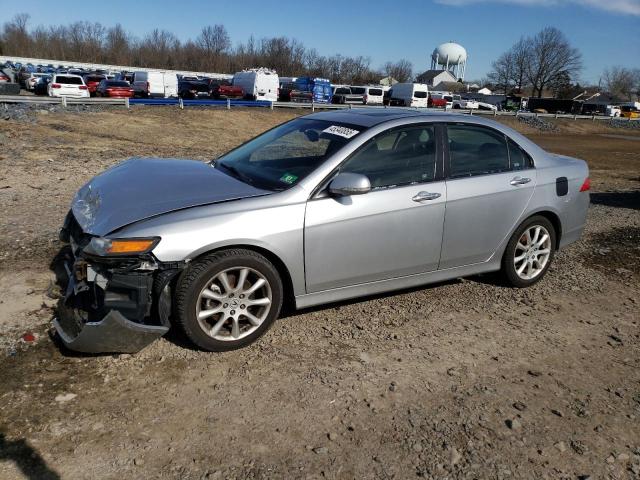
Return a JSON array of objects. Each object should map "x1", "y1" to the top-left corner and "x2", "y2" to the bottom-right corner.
[{"x1": 217, "y1": 161, "x2": 255, "y2": 186}]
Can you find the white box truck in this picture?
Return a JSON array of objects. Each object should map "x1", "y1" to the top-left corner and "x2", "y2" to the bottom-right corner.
[
  {"x1": 390, "y1": 83, "x2": 429, "y2": 108},
  {"x1": 233, "y1": 68, "x2": 279, "y2": 102}
]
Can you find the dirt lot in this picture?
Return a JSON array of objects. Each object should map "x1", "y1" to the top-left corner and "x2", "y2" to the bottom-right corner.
[{"x1": 0, "y1": 107, "x2": 639, "y2": 479}]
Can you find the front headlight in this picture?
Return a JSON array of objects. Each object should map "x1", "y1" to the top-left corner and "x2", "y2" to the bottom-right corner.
[{"x1": 86, "y1": 237, "x2": 160, "y2": 256}]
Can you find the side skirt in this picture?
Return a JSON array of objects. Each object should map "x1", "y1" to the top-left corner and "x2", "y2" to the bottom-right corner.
[{"x1": 294, "y1": 260, "x2": 502, "y2": 310}]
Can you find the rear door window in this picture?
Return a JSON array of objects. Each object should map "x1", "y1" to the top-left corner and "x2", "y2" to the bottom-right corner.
[
  {"x1": 350, "y1": 87, "x2": 365, "y2": 94},
  {"x1": 414, "y1": 91, "x2": 427, "y2": 98},
  {"x1": 507, "y1": 138, "x2": 533, "y2": 170},
  {"x1": 447, "y1": 124, "x2": 510, "y2": 178},
  {"x1": 368, "y1": 88, "x2": 383, "y2": 96}
]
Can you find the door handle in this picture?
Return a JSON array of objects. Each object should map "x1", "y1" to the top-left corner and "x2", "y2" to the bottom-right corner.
[
  {"x1": 510, "y1": 177, "x2": 531, "y2": 186},
  {"x1": 412, "y1": 191, "x2": 441, "y2": 202}
]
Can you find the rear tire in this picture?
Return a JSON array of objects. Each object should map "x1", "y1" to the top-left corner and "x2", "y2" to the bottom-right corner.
[
  {"x1": 501, "y1": 215, "x2": 556, "y2": 288},
  {"x1": 175, "y1": 249, "x2": 283, "y2": 352}
]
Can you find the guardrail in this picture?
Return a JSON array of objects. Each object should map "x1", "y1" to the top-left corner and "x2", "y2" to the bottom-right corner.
[{"x1": 1, "y1": 94, "x2": 639, "y2": 122}]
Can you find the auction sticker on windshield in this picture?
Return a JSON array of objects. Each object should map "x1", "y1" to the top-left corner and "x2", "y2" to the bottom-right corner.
[{"x1": 322, "y1": 125, "x2": 360, "y2": 139}]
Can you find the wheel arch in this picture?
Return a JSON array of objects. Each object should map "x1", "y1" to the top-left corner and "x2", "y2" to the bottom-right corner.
[
  {"x1": 188, "y1": 243, "x2": 296, "y2": 311},
  {"x1": 528, "y1": 210, "x2": 562, "y2": 250}
]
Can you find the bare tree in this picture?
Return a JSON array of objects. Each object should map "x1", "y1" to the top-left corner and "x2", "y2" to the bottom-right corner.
[
  {"x1": 602, "y1": 66, "x2": 639, "y2": 101},
  {"x1": 2, "y1": 14, "x2": 32, "y2": 56},
  {"x1": 198, "y1": 25, "x2": 230, "y2": 71},
  {"x1": 383, "y1": 59, "x2": 413, "y2": 83},
  {"x1": 488, "y1": 50, "x2": 515, "y2": 94},
  {"x1": 526, "y1": 27, "x2": 582, "y2": 98}
]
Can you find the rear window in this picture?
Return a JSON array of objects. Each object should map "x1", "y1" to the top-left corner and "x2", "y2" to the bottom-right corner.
[
  {"x1": 368, "y1": 88, "x2": 383, "y2": 96},
  {"x1": 350, "y1": 87, "x2": 365, "y2": 94},
  {"x1": 106, "y1": 81, "x2": 130, "y2": 87},
  {"x1": 56, "y1": 76, "x2": 83, "y2": 85},
  {"x1": 335, "y1": 87, "x2": 351, "y2": 94},
  {"x1": 414, "y1": 91, "x2": 427, "y2": 98}
]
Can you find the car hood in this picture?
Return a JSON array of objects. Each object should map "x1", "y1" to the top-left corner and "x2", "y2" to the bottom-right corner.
[{"x1": 72, "y1": 157, "x2": 270, "y2": 236}]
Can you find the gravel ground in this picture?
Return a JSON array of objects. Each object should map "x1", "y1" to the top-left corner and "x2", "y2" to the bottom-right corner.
[{"x1": 0, "y1": 107, "x2": 638, "y2": 479}]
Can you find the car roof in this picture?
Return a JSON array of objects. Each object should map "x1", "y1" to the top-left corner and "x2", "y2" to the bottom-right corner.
[{"x1": 305, "y1": 108, "x2": 469, "y2": 128}]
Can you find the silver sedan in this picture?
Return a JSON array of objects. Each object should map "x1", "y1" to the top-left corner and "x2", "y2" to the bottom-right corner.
[{"x1": 55, "y1": 109, "x2": 590, "y2": 353}]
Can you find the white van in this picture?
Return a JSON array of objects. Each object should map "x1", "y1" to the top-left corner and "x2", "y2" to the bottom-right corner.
[
  {"x1": 390, "y1": 83, "x2": 429, "y2": 108},
  {"x1": 131, "y1": 71, "x2": 178, "y2": 98},
  {"x1": 233, "y1": 68, "x2": 279, "y2": 102},
  {"x1": 358, "y1": 85, "x2": 384, "y2": 105}
]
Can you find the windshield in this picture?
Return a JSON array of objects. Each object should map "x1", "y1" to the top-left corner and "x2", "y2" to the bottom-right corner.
[{"x1": 214, "y1": 118, "x2": 365, "y2": 191}]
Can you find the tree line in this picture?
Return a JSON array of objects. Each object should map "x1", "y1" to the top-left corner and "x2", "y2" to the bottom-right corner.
[
  {"x1": 487, "y1": 26, "x2": 639, "y2": 100},
  {"x1": 0, "y1": 14, "x2": 414, "y2": 85}
]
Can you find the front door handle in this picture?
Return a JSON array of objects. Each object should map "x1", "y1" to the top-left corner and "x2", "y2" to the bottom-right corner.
[
  {"x1": 510, "y1": 177, "x2": 531, "y2": 186},
  {"x1": 412, "y1": 191, "x2": 441, "y2": 202}
]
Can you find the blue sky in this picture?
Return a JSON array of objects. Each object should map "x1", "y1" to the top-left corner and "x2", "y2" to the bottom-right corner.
[{"x1": 1, "y1": 0, "x2": 639, "y2": 83}]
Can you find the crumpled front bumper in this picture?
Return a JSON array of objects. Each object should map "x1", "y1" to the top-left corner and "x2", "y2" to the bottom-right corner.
[
  {"x1": 54, "y1": 305, "x2": 169, "y2": 354},
  {"x1": 52, "y1": 246, "x2": 174, "y2": 354}
]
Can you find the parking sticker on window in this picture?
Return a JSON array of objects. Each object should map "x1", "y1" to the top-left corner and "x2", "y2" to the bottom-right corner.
[
  {"x1": 279, "y1": 173, "x2": 299, "y2": 184},
  {"x1": 322, "y1": 125, "x2": 360, "y2": 139}
]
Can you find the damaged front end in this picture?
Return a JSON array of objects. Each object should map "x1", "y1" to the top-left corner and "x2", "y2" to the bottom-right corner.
[{"x1": 53, "y1": 212, "x2": 183, "y2": 353}]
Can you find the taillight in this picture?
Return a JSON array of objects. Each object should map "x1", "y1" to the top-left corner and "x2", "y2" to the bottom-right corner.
[
  {"x1": 579, "y1": 178, "x2": 590, "y2": 192},
  {"x1": 79, "y1": 85, "x2": 88, "y2": 90},
  {"x1": 51, "y1": 83, "x2": 61, "y2": 88}
]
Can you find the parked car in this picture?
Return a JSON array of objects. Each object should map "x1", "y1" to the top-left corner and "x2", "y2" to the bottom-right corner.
[
  {"x1": 0, "y1": 70, "x2": 11, "y2": 83},
  {"x1": 178, "y1": 79, "x2": 210, "y2": 99},
  {"x1": 48, "y1": 74, "x2": 89, "y2": 98},
  {"x1": 83, "y1": 74, "x2": 107, "y2": 96},
  {"x1": 131, "y1": 71, "x2": 178, "y2": 98},
  {"x1": 331, "y1": 86, "x2": 364, "y2": 104},
  {"x1": 209, "y1": 79, "x2": 244, "y2": 100},
  {"x1": 360, "y1": 86, "x2": 384, "y2": 105},
  {"x1": 278, "y1": 82, "x2": 295, "y2": 102},
  {"x1": 34, "y1": 75, "x2": 52, "y2": 95},
  {"x1": 389, "y1": 83, "x2": 429, "y2": 107},
  {"x1": 605, "y1": 105, "x2": 621, "y2": 117},
  {"x1": 477, "y1": 101, "x2": 498, "y2": 111},
  {"x1": 25, "y1": 72, "x2": 48, "y2": 90},
  {"x1": 428, "y1": 92, "x2": 450, "y2": 109},
  {"x1": 452, "y1": 95, "x2": 479, "y2": 110},
  {"x1": 620, "y1": 106, "x2": 640, "y2": 119},
  {"x1": 96, "y1": 80, "x2": 134, "y2": 98},
  {"x1": 55, "y1": 109, "x2": 590, "y2": 354},
  {"x1": 233, "y1": 68, "x2": 279, "y2": 102}
]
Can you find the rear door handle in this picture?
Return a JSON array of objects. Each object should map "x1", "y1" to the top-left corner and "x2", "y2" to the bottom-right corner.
[
  {"x1": 412, "y1": 191, "x2": 441, "y2": 202},
  {"x1": 510, "y1": 177, "x2": 531, "y2": 186}
]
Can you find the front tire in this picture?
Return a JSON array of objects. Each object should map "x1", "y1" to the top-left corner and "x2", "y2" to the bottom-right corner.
[
  {"x1": 175, "y1": 249, "x2": 283, "y2": 351},
  {"x1": 501, "y1": 216, "x2": 556, "y2": 288}
]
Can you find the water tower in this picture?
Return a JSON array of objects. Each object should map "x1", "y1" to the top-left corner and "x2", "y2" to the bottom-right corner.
[{"x1": 430, "y1": 42, "x2": 468, "y2": 81}]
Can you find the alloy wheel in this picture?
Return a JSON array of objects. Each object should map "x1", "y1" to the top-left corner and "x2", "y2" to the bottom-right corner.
[
  {"x1": 195, "y1": 267, "x2": 272, "y2": 341},
  {"x1": 513, "y1": 225, "x2": 552, "y2": 280}
]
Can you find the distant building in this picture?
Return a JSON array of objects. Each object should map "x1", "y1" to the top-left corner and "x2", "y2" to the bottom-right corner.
[
  {"x1": 379, "y1": 76, "x2": 398, "y2": 86},
  {"x1": 415, "y1": 69, "x2": 457, "y2": 87}
]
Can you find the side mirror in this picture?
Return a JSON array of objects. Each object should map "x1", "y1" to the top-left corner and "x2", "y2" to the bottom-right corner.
[{"x1": 328, "y1": 172, "x2": 371, "y2": 196}]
